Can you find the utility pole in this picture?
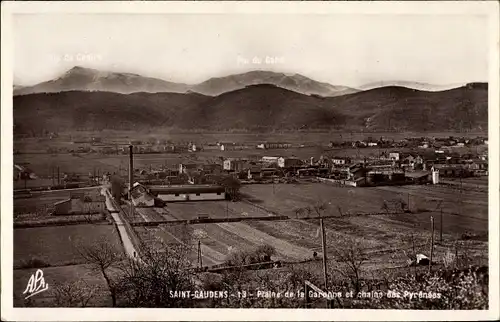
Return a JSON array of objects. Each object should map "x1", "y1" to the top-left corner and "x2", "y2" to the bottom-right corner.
[
  {"x1": 197, "y1": 240, "x2": 203, "y2": 269},
  {"x1": 440, "y1": 208, "x2": 443, "y2": 242},
  {"x1": 320, "y1": 218, "x2": 328, "y2": 292},
  {"x1": 429, "y1": 216, "x2": 435, "y2": 274},
  {"x1": 129, "y1": 145, "x2": 134, "y2": 219},
  {"x1": 51, "y1": 166, "x2": 55, "y2": 186}
]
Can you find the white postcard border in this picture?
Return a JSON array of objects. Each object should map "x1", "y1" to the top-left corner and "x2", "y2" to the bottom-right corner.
[{"x1": 1, "y1": 1, "x2": 499, "y2": 321}]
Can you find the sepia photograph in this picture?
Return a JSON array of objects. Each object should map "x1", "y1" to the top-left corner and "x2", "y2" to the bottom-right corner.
[{"x1": 1, "y1": 1, "x2": 499, "y2": 321}]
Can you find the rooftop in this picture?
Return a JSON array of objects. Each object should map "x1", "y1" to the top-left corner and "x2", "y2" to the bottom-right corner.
[{"x1": 148, "y1": 185, "x2": 226, "y2": 194}]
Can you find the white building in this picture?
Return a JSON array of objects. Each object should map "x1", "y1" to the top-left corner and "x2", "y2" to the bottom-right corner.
[
  {"x1": 223, "y1": 159, "x2": 247, "y2": 172},
  {"x1": 277, "y1": 157, "x2": 302, "y2": 168},
  {"x1": 130, "y1": 182, "x2": 155, "y2": 207},
  {"x1": 389, "y1": 152, "x2": 400, "y2": 161},
  {"x1": 261, "y1": 156, "x2": 280, "y2": 164},
  {"x1": 149, "y1": 185, "x2": 226, "y2": 202},
  {"x1": 431, "y1": 167, "x2": 439, "y2": 184}
]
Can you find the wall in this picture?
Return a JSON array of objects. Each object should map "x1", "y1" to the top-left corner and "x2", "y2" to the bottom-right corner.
[
  {"x1": 317, "y1": 177, "x2": 358, "y2": 187},
  {"x1": 54, "y1": 199, "x2": 71, "y2": 215},
  {"x1": 71, "y1": 198, "x2": 84, "y2": 213}
]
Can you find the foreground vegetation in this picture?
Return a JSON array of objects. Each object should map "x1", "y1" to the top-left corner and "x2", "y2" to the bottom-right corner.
[{"x1": 25, "y1": 233, "x2": 487, "y2": 309}]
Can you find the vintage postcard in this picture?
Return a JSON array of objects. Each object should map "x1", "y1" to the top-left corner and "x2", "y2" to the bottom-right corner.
[{"x1": 1, "y1": 1, "x2": 499, "y2": 321}]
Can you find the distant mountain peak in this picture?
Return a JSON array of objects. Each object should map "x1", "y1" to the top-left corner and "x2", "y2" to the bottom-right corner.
[
  {"x1": 14, "y1": 66, "x2": 358, "y2": 97},
  {"x1": 64, "y1": 65, "x2": 98, "y2": 74},
  {"x1": 192, "y1": 70, "x2": 358, "y2": 97},
  {"x1": 14, "y1": 66, "x2": 190, "y2": 95}
]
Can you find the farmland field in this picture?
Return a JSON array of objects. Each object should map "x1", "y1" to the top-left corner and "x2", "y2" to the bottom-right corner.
[
  {"x1": 14, "y1": 224, "x2": 123, "y2": 268},
  {"x1": 132, "y1": 180, "x2": 488, "y2": 272},
  {"x1": 14, "y1": 188, "x2": 102, "y2": 217}
]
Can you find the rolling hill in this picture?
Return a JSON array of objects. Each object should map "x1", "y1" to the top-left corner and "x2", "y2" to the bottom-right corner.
[
  {"x1": 359, "y1": 80, "x2": 467, "y2": 92},
  {"x1": 177, "y1": 84, "x2": 347, "y2": 131},
  {"x1": 13, "y1": 83, "x2": 488, "y2": 134},
  {"x1": 325, "y1": 83, "x2": 488, "y2": 132},
  {"x1": 13, "y1": 91, "x2": 211, "y2": 134},
  {"x1": 14, "y1": 67, "x2": 358, "y2": 97}
]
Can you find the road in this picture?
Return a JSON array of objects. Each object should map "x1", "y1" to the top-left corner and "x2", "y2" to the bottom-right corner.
[{"x1": 101, "y1": 187, "x2": 143, "y2": 263}]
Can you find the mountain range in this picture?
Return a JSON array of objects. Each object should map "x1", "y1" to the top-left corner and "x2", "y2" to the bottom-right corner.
[
  {"x1": 13, "y1": 66, "x2": 358, "y2": 97},
  {"x1": 13, "y1": 82, "x2": 488, "y2": 134}
]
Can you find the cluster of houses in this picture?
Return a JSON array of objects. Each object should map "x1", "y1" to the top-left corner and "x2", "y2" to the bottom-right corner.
[
  {"x1": 329, "y1": 136, "x2": 488, "y2": 150},
  {"x1": 56, "y1": 135, "x2": 489, "y2": 156},
  {"x1": 62, "y1": 140, "x2": 300, "y2": 155},
  {"x1": 123, "y1": 145, "x2": 487, "y2": 189}
]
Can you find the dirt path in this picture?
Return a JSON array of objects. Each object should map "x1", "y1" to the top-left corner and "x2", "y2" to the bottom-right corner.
[
  {"x1": 217, "y1": 222, "x2": 315, "y2": 261},
  {"x1": 157, "y1": 225, "x2": 225, "y2": 265}
]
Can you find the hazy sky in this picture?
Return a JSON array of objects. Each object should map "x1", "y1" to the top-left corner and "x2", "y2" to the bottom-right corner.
[{"x1": 13, "y1": 13, "x2": 489, "y2": 87}]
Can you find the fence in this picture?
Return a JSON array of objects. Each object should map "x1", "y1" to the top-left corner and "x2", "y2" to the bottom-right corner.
[
  {"x1": 130, "y1": 215, "x2": 290, "y2": 226},
  {"x1": 317, "y1": 177, "x2": 358, "y2": 187}
]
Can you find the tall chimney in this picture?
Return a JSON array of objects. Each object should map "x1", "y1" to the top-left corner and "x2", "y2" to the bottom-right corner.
[{"x1": 129, "y1": 145, "x2": 134, "y2": 200}]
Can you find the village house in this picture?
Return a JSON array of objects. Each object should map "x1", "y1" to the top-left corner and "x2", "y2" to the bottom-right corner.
[
  {"x1": 389, "y1": 152, "x2": 400, "y2": 161},
  {"x1": 399, "y1": 153, "x2": 424, "y2": 170},
  {"x1": 247, "y1": 166, "x2": 263, "y2": 180},
  {"x1": 432, "y1": 164, "x2": 472, "y2": 178},
  {"x1": 148, "y1": 185, "x2": 226, "y2": 202},
  {"x1": 261, "y1": 156, "x2": 280, "y2": 165},
  {"x1": 129, "y1": 183, "x2": 156, "y2": 207},
  {"x1": 54, "y1": 192, "x2": 106, "y2": 215},
  {"x1": 464, "y1": 160, "x2": 488, "y2": 176},
  {"x1": 198, "y1": 163, "x2": 223, "y2": 175},
  {"x1": 256, "y1": 142, "x2": 292, "y2": 149},
  {"x1": 179, "y1": 163, "x2": 199, "y2": 174},
  {"x1": 188, "y1": 142, "x2": 197, "y2": 152},
  {"x1": 223, "y1": 159, "x2": 248, "y2": 172},
  {"x1": 331, "y1": 156, "x2": 352, "y2": 166},
  {"x1": 277, "y1": 157, "x2": 302, "y2": 168},
  {"x1": 404, "y1": 170, "x2": 433, "y2": 185}
]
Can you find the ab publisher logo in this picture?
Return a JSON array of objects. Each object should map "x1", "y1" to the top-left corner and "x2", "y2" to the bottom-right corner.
[{"x1": 23, "y1": 269, "x2": 49, "y2": 299}]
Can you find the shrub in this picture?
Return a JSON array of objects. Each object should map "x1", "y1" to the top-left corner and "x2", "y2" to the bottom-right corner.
[
  {"x1": 224, "y1": 245, "x2": 277, "y2": 267},
  {"x1": 18, "y1": 258, "x2": 51, "y2": 269}
]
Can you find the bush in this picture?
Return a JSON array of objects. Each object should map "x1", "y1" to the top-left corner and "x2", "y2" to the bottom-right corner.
[
  {"x1": 18, "y1": 258, "x2": 51, "y2": 269},
  {"x1": 372, "y1": 266, "x2": 488, "y2": 309},
  {"x1": 224, "y1": 245, "x2": 277, "y2": 267}
]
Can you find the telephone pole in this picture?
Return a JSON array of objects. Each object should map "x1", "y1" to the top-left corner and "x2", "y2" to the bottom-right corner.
[
  {"x1": 197, "y1": 240, "x2": 203, "y2": 269},
  {"x1": 440, "y1": 208, "x2": 443, "y2": 242},
  {"x1": 429, "y1": 216, "x2": 435, "y2": 274},
  {"x1": 129, "y1": 145, "x2": 134, "y2": 219},
  {"x1": 320, "y1": 218, "x2": 328, "y2": 291}
]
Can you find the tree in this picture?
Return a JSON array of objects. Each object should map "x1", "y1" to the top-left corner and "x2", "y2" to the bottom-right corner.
[
  {"x1": 294, "y1": 207, "x2": 305, "y2": 219},
  {"x1": 219, "y1": 175, "x2": 241, "y2": 201},
  {"x1": 115, "y1": 241, "x2": 195, "y2": 307},
  {"x1": 330, "y1": 238, "x2": 368, "y2": 295},
  {"x1": 76, "y1": 237, "x2": 123, "y2": 307},
  {"x1": 51, "y1": 280, "x2": 98, "y2": 307},
  {"x1": 110, "y1": 175, "x2": 124, "y2": 202}
]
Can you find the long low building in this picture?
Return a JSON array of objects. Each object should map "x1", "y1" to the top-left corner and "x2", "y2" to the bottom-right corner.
[{"x1": 148, "y1": 184, "x2": 226, "y2": 202}]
